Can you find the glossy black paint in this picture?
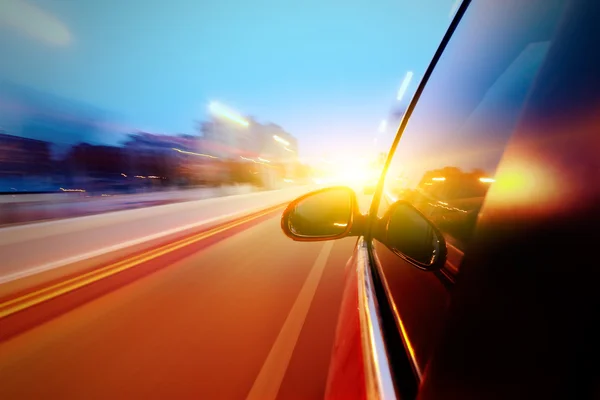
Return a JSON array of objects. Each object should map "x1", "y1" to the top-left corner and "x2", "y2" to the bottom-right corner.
[
  {"x1": 418, "y1": 0, "x2": 600, "y2": 397},
  {"x1": 369, "y1": 0, "x2": 600, "y2": 398},
  {"x1": 373, "y1": 201, "x2": 447, "y2": 271}
]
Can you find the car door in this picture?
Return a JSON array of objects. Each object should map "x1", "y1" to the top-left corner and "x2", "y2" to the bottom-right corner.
[{"x1": 325, "y1": 0, "x2": 570, "y2": 398}]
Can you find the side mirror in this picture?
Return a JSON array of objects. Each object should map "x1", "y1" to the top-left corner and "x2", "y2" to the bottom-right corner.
[
  {"x1": 377, "y1": 201, "x2": 447, "y2": 271},
  {"x1": 281, "y1": 186, "x2": 360, "y2": 241}
]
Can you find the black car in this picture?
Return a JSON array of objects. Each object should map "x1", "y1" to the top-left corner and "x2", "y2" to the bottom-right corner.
[{"x1": 281, "y1": 0, "x2": 600, "y2": 398}]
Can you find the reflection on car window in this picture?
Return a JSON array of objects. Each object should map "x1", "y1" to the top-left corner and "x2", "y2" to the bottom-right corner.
[{"x1": 378, "y1": 0, "x2": 566, "y2": 270}]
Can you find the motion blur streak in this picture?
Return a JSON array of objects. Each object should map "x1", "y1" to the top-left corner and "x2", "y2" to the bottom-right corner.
[
  {"x1": 0, "y1": 214, "x2": 355, "y2": 399},
  {"x1": 0, "y1": 205, "x2": 283, "y2": 318},
  {"x1": 208, "y1": 102, "x2": 249, "y2": 127},
  {"x1": 273, "y1": 135, "x2": 291, "y2": 147},
  {"x1": 172, "y1": 148, "x2": 218, "y2": 158},
  {"x1": 0, "y1": 0, "x2": 71, "y2": 46},
  {"x1": 397, "y1": 71, "x2": 414, "y2": 101}
]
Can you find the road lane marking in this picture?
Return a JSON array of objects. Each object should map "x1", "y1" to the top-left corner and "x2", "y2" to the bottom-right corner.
[
  {"x1": 0, "y1": 187, "x2": 304, "y2": 234},
  {"x1": 246, "y1": 241, "x2": 334, "y2": 400},
  {"x1": 0, "y1": 204, "x2": 289, "y2": 285},
  {"x1": 0, "y1": 205, "x2": 284, "y2": 319}
]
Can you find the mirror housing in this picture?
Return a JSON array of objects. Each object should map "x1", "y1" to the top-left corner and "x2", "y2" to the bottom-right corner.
[
  {"x1": 281, "y1": 186, "x2": 362, "y2": 241},
  {"x1": 375, "y1": 200, "x2": 447, "y2": 271}
]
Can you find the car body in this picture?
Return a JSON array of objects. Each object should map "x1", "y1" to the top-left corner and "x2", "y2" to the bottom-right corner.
[{"x1": 281, "y1": 0, "x2": 600, "y2": 398}]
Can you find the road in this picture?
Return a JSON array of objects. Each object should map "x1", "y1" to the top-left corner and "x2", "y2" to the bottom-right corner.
[
  {"x1": 0, "y1": 185, "x2": 257, "y2": 226},
  {"x1": 0, "y1": 204, "x2": 362, "y2": 399}
]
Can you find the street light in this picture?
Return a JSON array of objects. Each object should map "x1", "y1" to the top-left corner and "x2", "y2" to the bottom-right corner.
[{"x1": 208, "y1": 101, "x2": 249, "y2": 127}]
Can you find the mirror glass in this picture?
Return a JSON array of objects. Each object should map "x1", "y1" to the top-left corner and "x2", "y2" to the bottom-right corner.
[
  {"x1": 287, "y1": 188, "x2": 353, "y2": 238},
  {"x1": 386, "y1": 203, "x2": 444, "y2": 267}
]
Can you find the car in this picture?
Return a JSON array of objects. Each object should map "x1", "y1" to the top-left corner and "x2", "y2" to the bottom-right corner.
[{"x1": 280, "y1": 0, "x2": 600, "y2": 398}]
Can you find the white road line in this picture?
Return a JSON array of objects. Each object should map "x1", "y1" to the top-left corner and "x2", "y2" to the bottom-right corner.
[
  {"x1": 0, "y1": 187, "x2": 293, "y2": 235},
  {"x1": 0, "y1": 207, "x2": 270, "y2": 284},
  {"x1": 246, "y1": 241, "x2": 335, "y2": 400}
]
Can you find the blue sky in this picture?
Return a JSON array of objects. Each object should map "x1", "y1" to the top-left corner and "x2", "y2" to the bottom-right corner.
[{"x1": 0, "y1": 0, "x2": 456, "y2": 158}]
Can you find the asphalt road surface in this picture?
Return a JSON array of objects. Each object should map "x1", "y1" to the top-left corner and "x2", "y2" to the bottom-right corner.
[{"x1": 0, "y1": 204, "x2": 363, "y2": 399}]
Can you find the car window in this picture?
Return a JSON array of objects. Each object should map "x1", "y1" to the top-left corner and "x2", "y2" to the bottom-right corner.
[
  {"x1": 377, "y1": 0, "x2": 566, "y2": 272},
  {"x1": 369, "y1": 0, "x2": 570, "y2": 379}
]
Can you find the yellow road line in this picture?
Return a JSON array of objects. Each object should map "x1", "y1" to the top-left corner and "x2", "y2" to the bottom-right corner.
[{"x1": 0, "y1": 205, "x2": 283, "y2": 319}]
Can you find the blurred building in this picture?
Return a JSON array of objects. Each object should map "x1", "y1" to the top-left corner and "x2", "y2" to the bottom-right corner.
[
  {"x1": 123, "y1": 132, "x2": 191, "y2": 186},
  {"x1": 251, "y1": 121, "x2": 298, "y2": 162},
  {"x1": 0, "y1": 131, "x2": 53, "y2": 192},
  {"x1": 0, "y1": 82, "x2": 129, "y2": 192},
  {"x1": 199, "y1": 116, "x2": 299, "y2": 188},
  {"x1": 125, "y1": 131, "x2": 195, "y2": 155},
  {"x1": 199, "y1": 117, "x2": 297, "y2": 160},
  {"x1": 0, "y1": 82, "x2": 302, "y2": 191},
  {"x1": 124, "y1": 132, "x2": 233, "y2": 187}
]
